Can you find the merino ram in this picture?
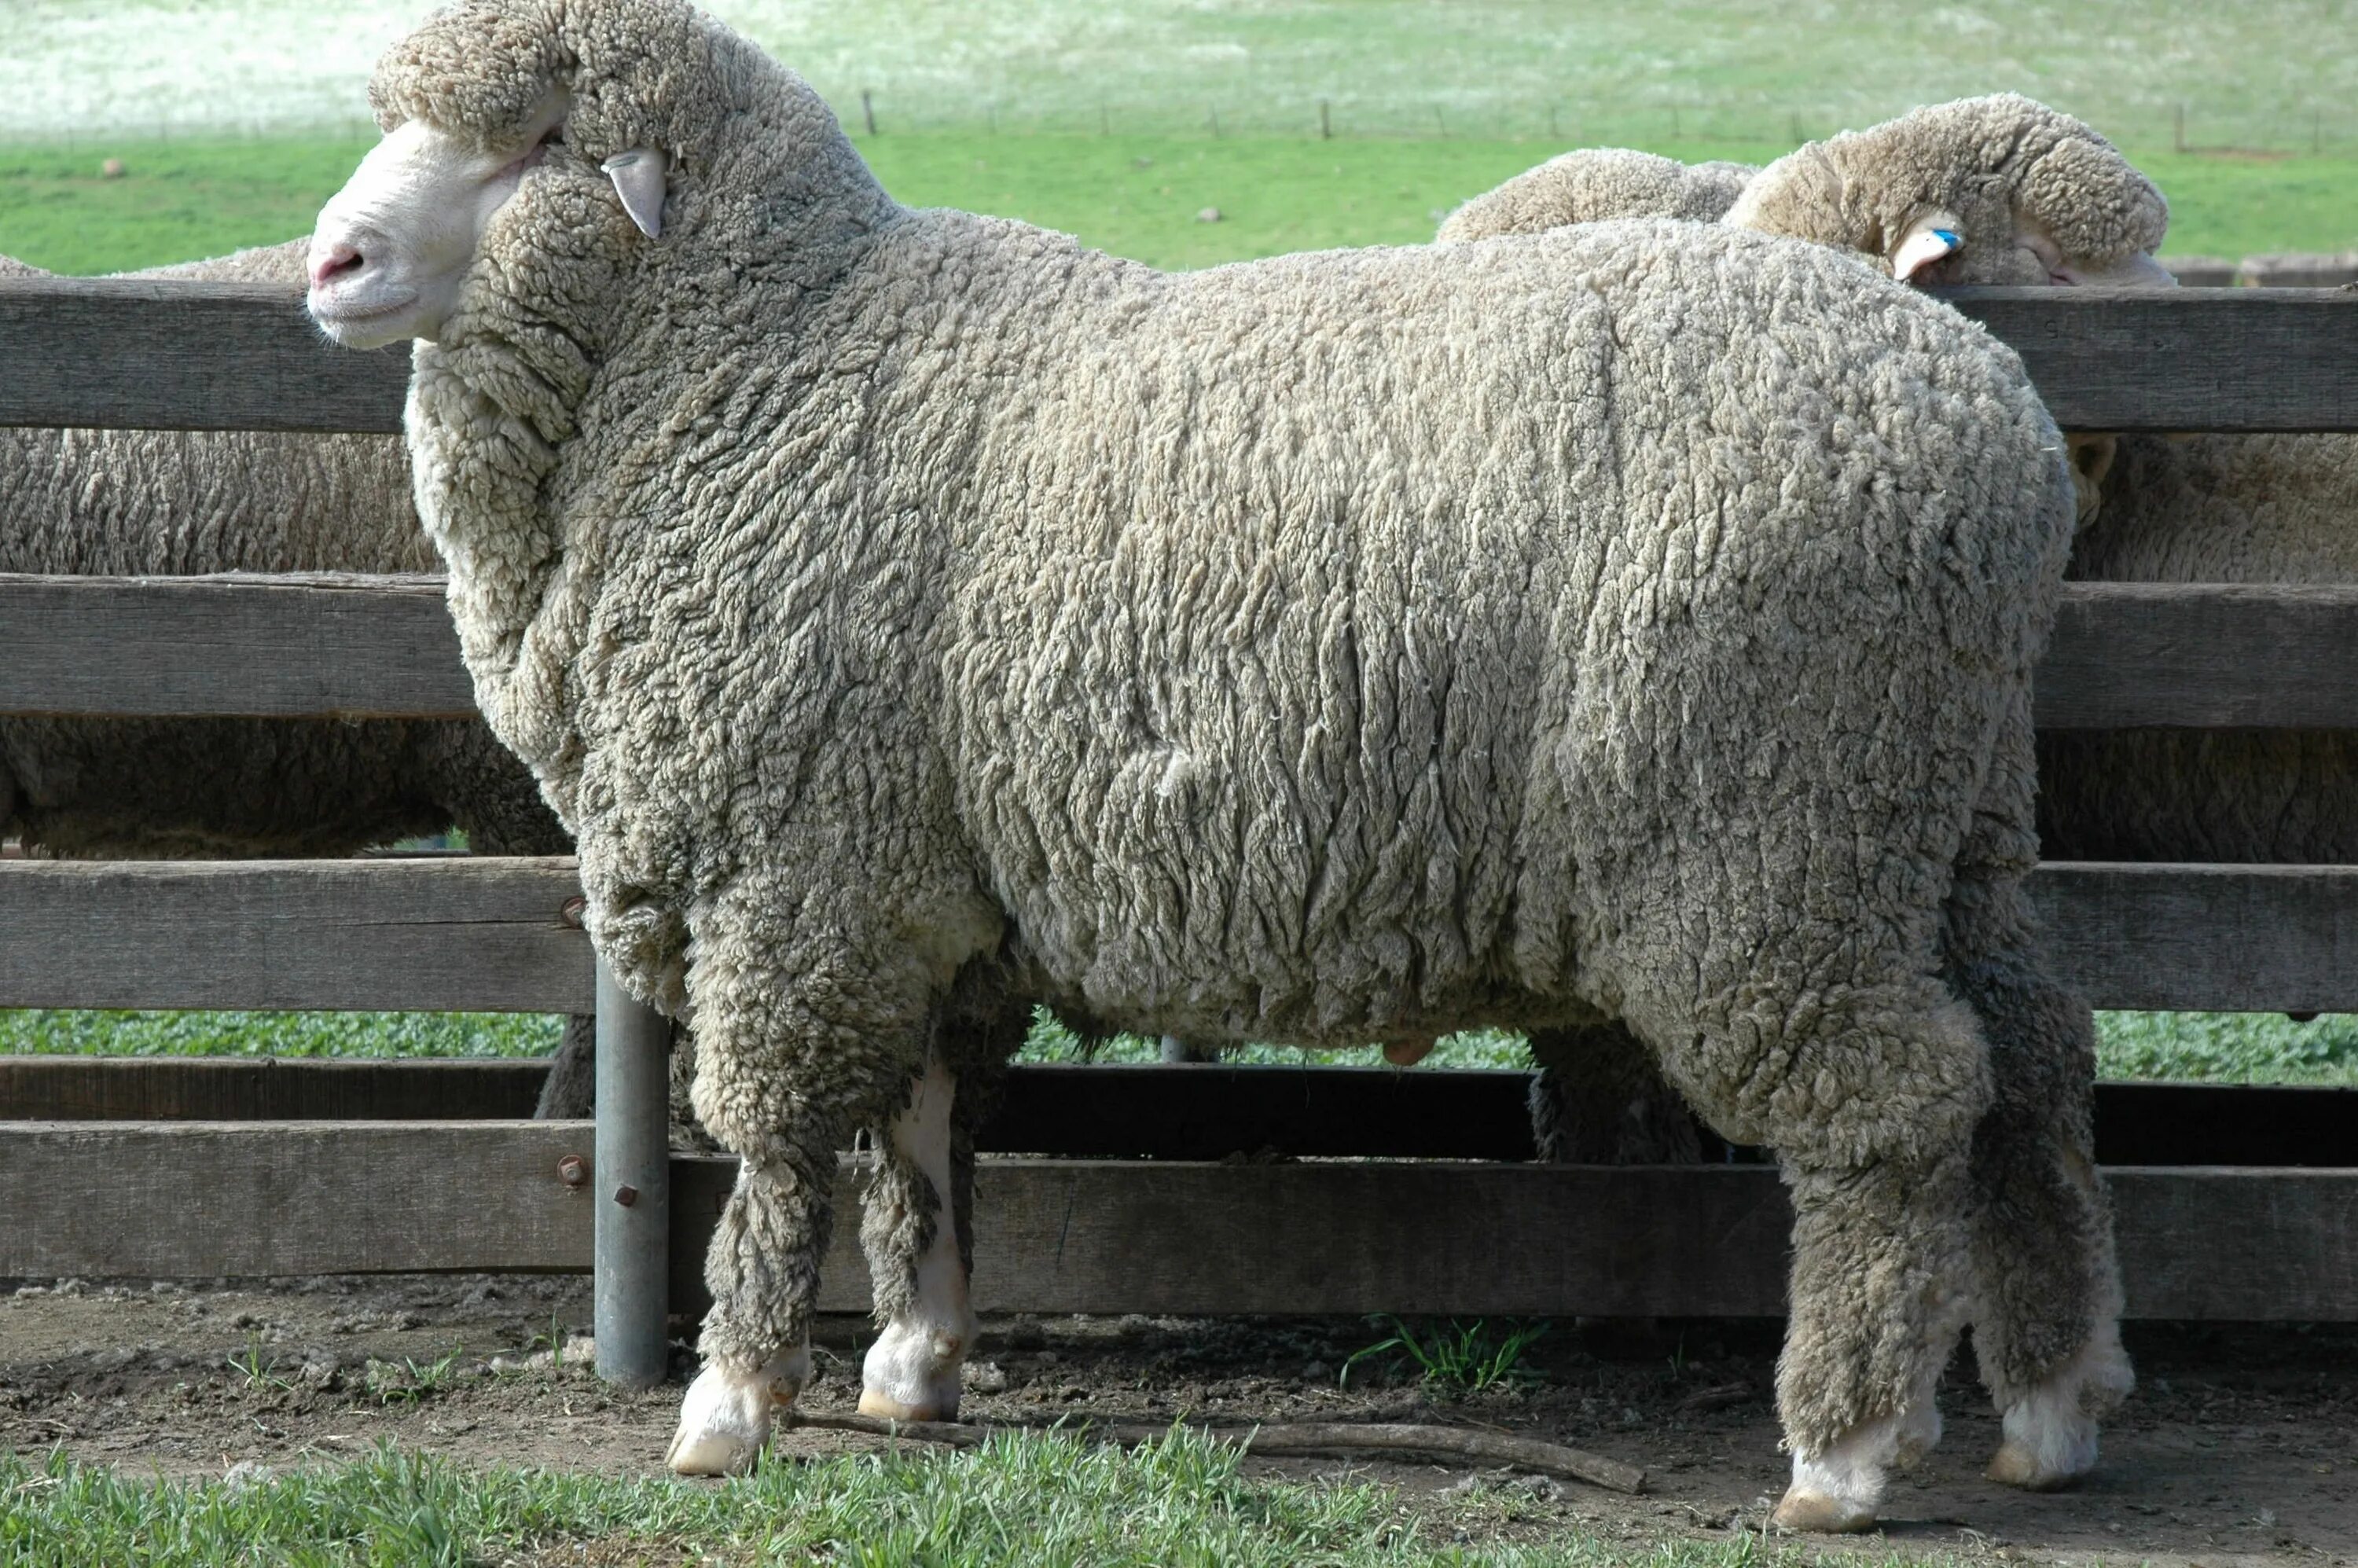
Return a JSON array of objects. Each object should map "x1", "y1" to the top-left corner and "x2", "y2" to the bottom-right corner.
[{"x1": 303, "y1": 0, "x2": 2116, "y2": 1532}]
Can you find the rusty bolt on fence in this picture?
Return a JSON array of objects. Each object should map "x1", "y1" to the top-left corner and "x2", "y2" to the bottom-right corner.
[
  {"x1": 614, "y1": 1184, "x2": 640, "y2": 1208},
  {"x1": 557, "y1": 1155, "x2": 589, "y2": 1187}
]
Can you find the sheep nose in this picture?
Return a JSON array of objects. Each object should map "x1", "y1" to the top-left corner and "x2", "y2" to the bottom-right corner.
[{"x1": 307, "y1": 241, "x2": 363, "y2": 290}]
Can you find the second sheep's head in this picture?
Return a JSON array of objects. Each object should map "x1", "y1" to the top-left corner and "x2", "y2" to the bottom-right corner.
[{"x1": 1726, "y1": 94, "x2": 2176, "y2": 290}]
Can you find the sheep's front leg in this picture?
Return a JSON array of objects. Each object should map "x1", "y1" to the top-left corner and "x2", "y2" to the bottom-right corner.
[
  {"x1": 666, "y1": 1133, "x2": 840, "y2": 1475},
  {"x1": 858, "y1": 1054, "x2": 976, "y2": 1419},
  {"x1": 662, "y1": 915, "x2": 926, "y2": 1476}
]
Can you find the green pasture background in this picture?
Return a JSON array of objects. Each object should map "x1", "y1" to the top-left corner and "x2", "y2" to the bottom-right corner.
[
  {"x1": 1, "y1": 5, "x2": 2353, "y2": 1082},
  {"x1": 2, "y1": 131, "x2": 2354, "y2": 277}
]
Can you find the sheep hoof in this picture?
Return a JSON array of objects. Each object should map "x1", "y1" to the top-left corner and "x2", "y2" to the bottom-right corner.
[
  {"x1": 666, "y1": 1361, "x2": 793, "y2": 1476},
  {"x1": 1986, "y1": 1439, "x2": 2082, "y2": 1492},
  {"x1": 1988, "y1": 1335, "x2": 2120, "y2": 1491},
  {"x1": 1770, "y1": 1488, "x2": 1879, "y2": 1534},
  {"x1": 858, "y1": 1387, "x2": 954, "y2": 1423}
]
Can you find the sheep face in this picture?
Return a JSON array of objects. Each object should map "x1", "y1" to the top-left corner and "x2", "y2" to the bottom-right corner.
[{"x1": 306, "y1": 95, "x2": 575, "y2": 349}]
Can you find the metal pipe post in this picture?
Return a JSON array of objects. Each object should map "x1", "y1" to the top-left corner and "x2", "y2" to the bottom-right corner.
[{"x1": 594, "y1": 960, "x2": 670, "y2": 1387}]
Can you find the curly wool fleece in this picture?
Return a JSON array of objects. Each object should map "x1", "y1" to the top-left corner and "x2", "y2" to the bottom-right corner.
[
  {"x1": 1437, "y1": 148, "x2": 1757, "y2": 242},
  {"x1": 373, "y1": 0, "x2": 2084, "y2": 1458}
]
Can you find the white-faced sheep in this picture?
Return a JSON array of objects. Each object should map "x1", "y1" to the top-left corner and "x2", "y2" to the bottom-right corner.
[
  {"x1": 0, "y1": 241, "x2": 612, "y2": 1117},
  {"x1": 305, "y1": 0, "x2": 2110, "y2": 1531}
]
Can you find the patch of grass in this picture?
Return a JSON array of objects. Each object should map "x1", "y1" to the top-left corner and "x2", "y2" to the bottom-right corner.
[
  {"x1": 363, "y1": 1350, "x2": 465, "y2": 1407},
  {"x1": 0, "y1": 1008, "x2": 561, "y2": 1059},
  {"x1": 0, "y1": 1434, "x2": 1916, "y2": 1567},
  {"x1": 1343, "y1": 1316, "x2": 1551, "y2": 1396},
  {"x1": 2096, "y1": 1009, "x2": 2358, "y2": 1086},
  {"x1": 225, "y1": 1334, "x2": 291, "y2": 1395},
  {"x1": 6, "y1": 130, "x2": 2353, "y2": 277},
  {"x1": 8, "y1": 1001, "x2": 2349, "y2": 1089},
  {"x1": 1012, "y1": 1007, "x2": 1530, "y2": 1070},
  {"x1": 0, "y1": 135, "x2": 376, "y2": 275}
]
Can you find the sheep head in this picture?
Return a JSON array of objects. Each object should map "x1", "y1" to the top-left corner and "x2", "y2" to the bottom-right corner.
[
  {"x1": 1725, "y1": 94, "x2": 2173, "y2": 289},
  {"x1": 306, "y1": 0, "x2": 888, "y2": 351}
]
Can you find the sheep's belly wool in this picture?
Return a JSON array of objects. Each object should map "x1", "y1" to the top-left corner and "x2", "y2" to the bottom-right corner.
[{"x1": 424, "y1": 215, "x2": 2070, "y2": 1050}]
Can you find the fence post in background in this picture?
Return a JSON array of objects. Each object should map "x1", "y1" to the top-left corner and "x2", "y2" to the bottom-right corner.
[
  {"x1": 2176, "y1": 102, "x2": 2187, "y2": 152},
  {"x1": 594, "y1": 958, "x2": 670, "y2": 1388},
  {"x1": 1209, "y1": 104, "x2": 1221, "y2": 138},
  {"x1": 861, "y1": 90, "x2": 876, "y2": 137},
  {"x1": 1321, "y1": 100, "x2": 1332, "y2": 140}
]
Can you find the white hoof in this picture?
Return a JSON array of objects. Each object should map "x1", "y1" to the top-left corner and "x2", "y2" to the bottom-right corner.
[
  {"x1": 665, "y1": 1350, "x2": 807, "y2": 1476},
  {"x1": 1988, "y1": 1334, "x2": 2131, "y2": 1492},
  {"x1": 1776, "y1": 1411, "x2": 1918, "y2": 1533},
  {"x1": 859, "y1": 1315, "x2": 972, "y2": 1423}
]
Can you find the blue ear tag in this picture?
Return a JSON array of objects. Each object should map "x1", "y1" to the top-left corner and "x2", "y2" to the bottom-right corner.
[{"x1": 1934, "y1": 229, "x2": 1961, "y2": 252}]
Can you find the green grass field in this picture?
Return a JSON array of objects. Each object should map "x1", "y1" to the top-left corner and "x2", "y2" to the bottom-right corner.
[
  {"x1": 4, "y1": 130, "x2": 2354, "y2": 277},
  {"x1": 0, "y1": 1437, "x2": 1953, "y2": 1568}
]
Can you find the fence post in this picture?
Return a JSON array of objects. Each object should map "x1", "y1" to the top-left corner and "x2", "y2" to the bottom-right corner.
[
  {"x1": 594, "y1": 959, "x2": 670, "y2": 1388},
  {"x1": 861, "y1": 90, "x2": 876, "y2": 137}
]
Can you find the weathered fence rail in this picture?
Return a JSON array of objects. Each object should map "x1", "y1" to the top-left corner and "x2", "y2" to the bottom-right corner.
[
  {"x1": 11, "y1": 572, "x2": 2358, "y2": 730},
  {"x1": 7, "y1": 279, "x2": 2357, "y2": 435},
  {"x1": 3, "y1": 855, "x2": 2356, "y2": 1015},
  {"x1": 4, "y1": 278, "x2": 2356, "y2": 1339}
]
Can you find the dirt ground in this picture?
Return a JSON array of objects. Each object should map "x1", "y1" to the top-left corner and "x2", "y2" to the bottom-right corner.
[{"x1": 2, "y1": 1274, "x2": 2352, "y2": 1563}]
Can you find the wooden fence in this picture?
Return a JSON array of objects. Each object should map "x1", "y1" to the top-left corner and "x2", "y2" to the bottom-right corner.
[{"x1": 3, "y1": 278, "x2": 2356, "y2": 1371}]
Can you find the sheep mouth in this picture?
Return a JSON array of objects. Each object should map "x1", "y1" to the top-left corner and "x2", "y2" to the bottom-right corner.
[{"x1": 308, "y1": 287, "x2": 425, "y2": 345}]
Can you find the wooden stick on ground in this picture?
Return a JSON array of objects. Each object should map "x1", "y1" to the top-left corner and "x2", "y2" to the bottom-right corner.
[{"x1": 780, "y1": 1411, "x2": 1647, "y2": 1496}]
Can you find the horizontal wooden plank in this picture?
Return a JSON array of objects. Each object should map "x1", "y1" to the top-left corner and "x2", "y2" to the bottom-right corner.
[
  {"x1": 9, "y1": 576, "x2": 2356, "y2": 728},
  {"x1": 0, "y1": 279, "x2": 410, "y2": 434},
  {"x1": 0, "y1": 1120, "x2": 591, "y2": 1276},
  {"x1": 0, "y1": 859, "x2": 2351, "y2": 1018},
  {"x1": 2029, "y1": 861, "x2": 2358, "y2": 1013},
  {"x1": 3, "y1": 1124, "x2": 2348, "y2": 1318},
  {"x1": 0, "y1": 572, "x2": 476, "y2": 719},
  {"x1": 0, "y1": 857, "x2": 593, "y2": 1012},
  {"x1": 0, "y1": 1056, "x2": 550, "y2": 1122},
  {"x1": 2034, "y1": 582, "x2": 2358, "y2": 729},
  {"x1": 1, "y1": 281, "x2": 2352, "y2": 436},
  {"x1": 1937, "y1": 285, "x2": 2358, "y2": 432},
  {"x1": 6, "y1": 1060, "x2": 2349, "y2": 1169}
]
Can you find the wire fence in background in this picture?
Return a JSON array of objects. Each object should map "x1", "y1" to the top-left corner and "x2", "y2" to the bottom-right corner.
[{"x1": 2, "y1": 97, "x2": 2356, "y2": 157}]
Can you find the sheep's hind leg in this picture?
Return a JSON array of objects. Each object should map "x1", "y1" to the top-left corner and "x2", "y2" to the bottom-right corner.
[
  {"x1": 1639, "y1": 977, "x2": 1985, "y2": 1533},
  {"x1": 1949, "y1": 709, "x2": 2132, "y2": 1492},
  {"x1": 858, "y1": 1052, "x2": 977, "y2": 1420}
]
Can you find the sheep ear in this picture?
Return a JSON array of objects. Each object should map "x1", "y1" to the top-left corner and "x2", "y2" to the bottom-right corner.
[
  {"x1": 601, "y1": 149, "x2": 668, "y2": 238},
  {"x1": 1888, "y1": 215, "x2": 1963, "y2": 282}
]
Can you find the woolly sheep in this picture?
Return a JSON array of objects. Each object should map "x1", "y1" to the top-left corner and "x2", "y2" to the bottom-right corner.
[
  {"x1": 1435, "y1": 147, "x2": 1756, "y2": 243},
  {"x1": 0, "y1": 240, "x2": 609, "y2": 1118},
  {"x1": 306, "y1": 0, "x2": 2113, "y2": 1530}
]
